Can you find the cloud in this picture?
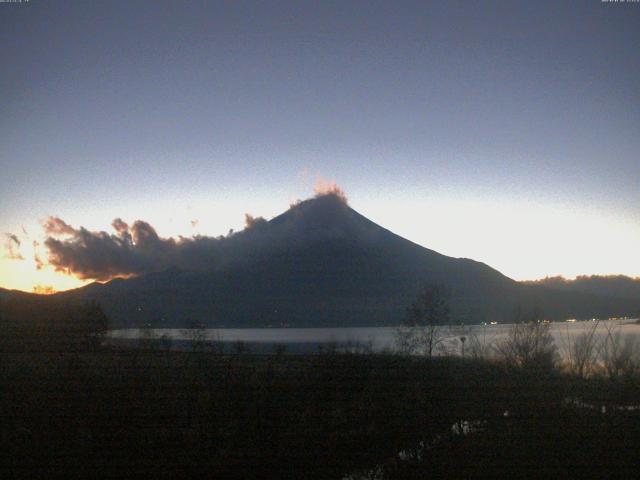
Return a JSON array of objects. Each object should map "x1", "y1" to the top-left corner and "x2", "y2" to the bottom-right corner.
[
  {"x1": 7, "y1": 234, "x2": 20, "y2": 247},
  {"x1": 44, "y1": 216, "x2": 76, "y2": 235},
  {"x1": 42, "y1": 213, "x2": 259, "y2": 281},
  {"x1": 34, "y1": 240, "x2": 44, "y2": 270},
  {"x1": 313, "y1": 177, "x2": 348, "y2": 204},
  {"x1": 41, "y1": 192, "x2": 361, "y2": 282},
  {"x1": 3, "y1": 233, "x2": 24, "y2": 260},
  {"x1": 111, "y1": 218, "x2": 129, "y2": 234},
  {"x1": 43, "y1": 219, "x2": 194, "y2": 281},
  {"x1": 244, "y1": 214, "x2": 267, "y2": 229}
]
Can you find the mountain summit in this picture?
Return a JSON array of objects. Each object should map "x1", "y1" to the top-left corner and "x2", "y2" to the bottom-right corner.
[
  {"x1": 237, "y1": 194, "x2": 391, "y2": 255},
  {"x1": 58, "y1": 194, "x2": 639, "y2": 327}
]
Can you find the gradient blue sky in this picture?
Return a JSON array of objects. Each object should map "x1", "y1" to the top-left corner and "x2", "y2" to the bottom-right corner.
[{"x1": 1, "y1": 0, "x2": 639, "y2": 291}]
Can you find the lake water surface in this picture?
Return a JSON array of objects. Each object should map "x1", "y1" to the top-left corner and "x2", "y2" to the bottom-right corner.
[{"x1": 107, "y1": 319, "x2": 640, "y2": 357}]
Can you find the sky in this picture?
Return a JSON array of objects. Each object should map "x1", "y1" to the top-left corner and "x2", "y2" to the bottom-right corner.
[{"x1": 1, "y1": 0, "x2": 639, "y2": 293}]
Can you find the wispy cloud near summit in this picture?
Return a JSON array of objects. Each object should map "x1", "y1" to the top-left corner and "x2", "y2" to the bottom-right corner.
[{"x1": 313, "y1": 178, "x2": 348, "y2": 204}]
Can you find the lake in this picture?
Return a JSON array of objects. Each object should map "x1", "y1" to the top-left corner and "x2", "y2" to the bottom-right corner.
[{"x1": 106, "y1": 318, "x2": 640, "y2": 357}]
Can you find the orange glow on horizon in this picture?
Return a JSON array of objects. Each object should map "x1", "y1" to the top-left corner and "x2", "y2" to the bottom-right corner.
[
  {"x1": 32, "y1": 285, "x2": 57, "y2": 295},
  {"x1": 0, "y1": 245, "x2": 91, "y2": 294}
]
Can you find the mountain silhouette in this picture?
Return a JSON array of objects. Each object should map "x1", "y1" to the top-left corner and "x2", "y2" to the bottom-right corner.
[
  {"x1": 10, "y1": 194, "x2": 640, "y2": 327},
  {"x1": 526, "y1": 275, "x2": 640, "y2": 301}
]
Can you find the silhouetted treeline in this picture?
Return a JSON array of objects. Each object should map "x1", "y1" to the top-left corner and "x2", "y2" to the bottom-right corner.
[
  {"x1": 526, "y1": 274, "x2": 640, "y2": 299},
  {"x1": 0, "y1": 293, "x2": 107, "y2": 353}
]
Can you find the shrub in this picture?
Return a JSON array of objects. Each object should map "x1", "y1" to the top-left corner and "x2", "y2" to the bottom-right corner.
[{"x1": 495, "y1": 321, "x2": 558, "y2": 372}]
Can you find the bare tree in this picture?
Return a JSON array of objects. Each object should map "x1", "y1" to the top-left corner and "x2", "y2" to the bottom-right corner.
[
  {"x1": 138, "y1": 318, "x2": 158, "y2": 350},
  {"x1": 75, "y1": 301, "x2": 109, "y2": 351},
  {"x1": 465, "y1": 324, "x2": 496, "y2": 360},
  {"x1": 183, "y1": 319, "x2": 208, "y2": 352},
  {"x1": 210, "y1": 330, "x2": 224, "y2": 354},
  {"x1": 561, "y1": 320, "x2": 601, "y2": 378},
  {"x1": 158, "y1": 333, "x2": 173, "y2": 351},
  {"x1": 395, "y1": 284, "x2": 452, "y2": 357},
  {"x1": 495, "y1": 312, "x2": 558, "y2": 371},
  {"x1": 600, "y1": 322, "x2": 639, "y2": 380}
]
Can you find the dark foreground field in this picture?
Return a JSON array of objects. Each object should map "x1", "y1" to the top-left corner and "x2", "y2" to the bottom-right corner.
[{"x1": 3, "y1": 346, "x2": 640, "y2": 479}]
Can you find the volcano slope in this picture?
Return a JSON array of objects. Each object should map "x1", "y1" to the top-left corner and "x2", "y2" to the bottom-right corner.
[{"x1": 52, "y1": 194, "x2": 638, "y2": 327}]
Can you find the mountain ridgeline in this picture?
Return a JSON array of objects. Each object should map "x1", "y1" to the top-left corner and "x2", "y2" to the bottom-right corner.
[
  {"x1": 5, "y1": 195, "x2": 640, "y2": 327},
  {"x1": 525, "y1": 275, "x2": 640, "y2": 301}
]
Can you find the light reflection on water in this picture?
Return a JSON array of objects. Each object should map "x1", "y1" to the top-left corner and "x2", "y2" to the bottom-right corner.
[{"x1": 107, "y1": 319, "x2": 640, "y2": 357}]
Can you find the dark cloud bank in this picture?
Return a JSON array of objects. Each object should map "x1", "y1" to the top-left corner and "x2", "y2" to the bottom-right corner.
[
  {"x1": 42, "y1": 192, "x2": 351, "y2": 282},
  {"x1": 44, "y1": 217, "x2": 250, "y2": 281}
]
